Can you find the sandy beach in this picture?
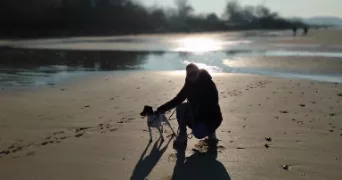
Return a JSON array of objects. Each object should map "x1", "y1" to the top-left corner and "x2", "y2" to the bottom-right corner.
[{"x1": 0, "y1": 70, "x2": 341, "y2": 180}]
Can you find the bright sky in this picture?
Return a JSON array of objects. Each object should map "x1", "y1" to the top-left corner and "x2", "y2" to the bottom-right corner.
[{"x1": 140, "y1": 0, "x2": 342, "y2": 18}]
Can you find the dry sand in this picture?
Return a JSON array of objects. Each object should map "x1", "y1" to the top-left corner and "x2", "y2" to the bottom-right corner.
[{"x1": 0, "y1": 71, "x2": 341, "y2": 180}]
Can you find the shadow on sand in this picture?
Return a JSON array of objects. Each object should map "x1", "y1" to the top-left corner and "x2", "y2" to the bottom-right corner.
[
  {"x1": 171, "y1": 143, "x2": 231, "y2": 180},
  {"x1": 130, "y1": 136, "x2": 174, "y2": 180}
]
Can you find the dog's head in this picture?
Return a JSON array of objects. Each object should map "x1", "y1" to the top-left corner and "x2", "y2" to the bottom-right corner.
[{"x1": 140, "y1": 105, "x2": 154, "y2": 117}]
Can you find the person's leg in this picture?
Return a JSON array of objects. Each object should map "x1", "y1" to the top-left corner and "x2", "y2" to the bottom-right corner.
[
  {"x1": 175, "y1": 103, "x2": 191, "y2": 144},
  {"x1": 176, "y1": 103, "x2": 190, "y2": 135},
  {"x1": 206, "y1": 131, "x2": 219, "y2": 145},
  {"x1": 208, "y1": 131, "x2": 218, "y2": 140}
]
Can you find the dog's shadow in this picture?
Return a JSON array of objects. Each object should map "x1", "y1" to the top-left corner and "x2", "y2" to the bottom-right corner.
[
  {"x1": 130, "y1": 137, "x2": 174, "y2": 180},
  {"x1": 171, "y1": 144, "x2": 231, "y2": 180}
]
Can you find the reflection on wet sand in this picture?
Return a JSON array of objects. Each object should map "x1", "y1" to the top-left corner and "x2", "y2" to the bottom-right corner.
[
  {"x1": 1, "y1": 45, "x2": 342, "y2": 88},
  {"x1": 0, "y1": 48, "x2": 162, "y2": 88}
]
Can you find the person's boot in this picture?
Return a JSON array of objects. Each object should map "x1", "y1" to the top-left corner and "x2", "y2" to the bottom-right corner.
[{"x1": 206, "y1": 131, "x2": 219, "y2": 145}]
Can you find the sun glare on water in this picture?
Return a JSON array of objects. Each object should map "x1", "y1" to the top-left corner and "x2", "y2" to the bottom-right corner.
[{"x1": 174, "y1": 37, "x2": 223, "y2": 53}]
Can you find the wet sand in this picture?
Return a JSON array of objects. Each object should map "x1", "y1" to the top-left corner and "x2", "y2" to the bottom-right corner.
[
  {"x1": 271, "y1": 28, "x2": 342, "y2": 46},
  {"x1": 0, "y1": 71, "x2": 341, "y2": 180}
]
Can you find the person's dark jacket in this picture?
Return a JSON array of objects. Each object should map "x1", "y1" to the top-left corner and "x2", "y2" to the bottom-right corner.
[{"x1": 157, "y1": 69, "x2": 222, "y2": 133}]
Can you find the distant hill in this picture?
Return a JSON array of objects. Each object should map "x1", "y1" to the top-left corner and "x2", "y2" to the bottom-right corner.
[{"x1": 299, "y1": 16, "x2": 342, "y2": 27}]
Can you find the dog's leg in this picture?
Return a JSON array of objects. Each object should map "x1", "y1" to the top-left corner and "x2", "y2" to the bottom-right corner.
[
  {"x1": 157, "y1": 125, "x2": 164, "y2": 142},
  {"x1": 148, "y1": 125, "x2": 153, "y2": 143}
]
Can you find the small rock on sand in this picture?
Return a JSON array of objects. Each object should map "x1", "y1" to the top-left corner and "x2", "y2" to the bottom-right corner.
[
  {"x1": 280, "y1": 110, "x2": 289, "y2": 114},
  {"x1": 337, "y1": 93, "x2": 342, "y2": 97},
  {"x1": 265, "y1": 137, "x2": 272, "y2": 142},
  {"x1": 264, "y1": 144, "x2": 270, "y2": 149},
  {"x1": 282, "y1": 165, "x2": 289, "y2": 170},
  {"x1": 299, "y1": 104, "x2": 306, "y2": 107}
]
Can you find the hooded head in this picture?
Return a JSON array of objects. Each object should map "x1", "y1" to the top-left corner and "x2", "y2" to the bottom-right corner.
[
  {"x1": 186, "y1": 63, "x2": 212, "y2": 84},
  {"x1": 186, "y1": 63, "x2": 200, "y2": 83}
]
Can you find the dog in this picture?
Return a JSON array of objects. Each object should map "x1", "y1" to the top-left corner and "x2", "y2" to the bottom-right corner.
[{"x1": 140, "y1": 105, "x2": 177, "y2": 142}]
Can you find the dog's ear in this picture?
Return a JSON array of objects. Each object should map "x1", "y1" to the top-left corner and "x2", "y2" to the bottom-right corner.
[
  {"x1": 146, "y1": 106, "x2": 153, "y2": 114},
  {"x1": 140, "y1": 105, "x2": 153, "y2": 116}
]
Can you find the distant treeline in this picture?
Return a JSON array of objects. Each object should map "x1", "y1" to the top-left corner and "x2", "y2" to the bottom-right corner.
[{"x1": 0, "y1": 0, "x2": 307, "y2": 38}]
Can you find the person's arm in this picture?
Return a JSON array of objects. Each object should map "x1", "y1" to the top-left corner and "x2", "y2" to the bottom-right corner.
[{"x1": 156, "y1": 83, "x2": 188, "y2": 113}]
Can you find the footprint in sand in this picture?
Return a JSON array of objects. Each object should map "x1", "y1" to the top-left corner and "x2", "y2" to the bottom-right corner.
[
  {"x1": 26, "y1": 151, "x2": 35, "y2": 156},
  {"x1": 75, "y1": 133, "x2": 84, "y2": 138},
  {"x1": 11, "y1": 146, "x2": 23, "y2": 153},
  {"x1": 168, "y1": 153, "x2": 177, "y2": 162},
  {"x1": 41, "y1": 142, "x2": 49, "y2": 146},
  {"x1": 329, "y1": 113, "x2": 337, "y2": 117},
  {"x1": 110, "y1": 128, "x2": 118, "y2": 132},
  {"x1": 53, "y1": 131, "x2": 65, "y2": 135},
  {"x1": 0, "y1": 150, "x2": 10, "y2": 155},
  {"x1": 299, "y1": 104, "x2": 306, "y2": 107},
  {"x1": 59, "y1": 136, "x2": 68, "y2": 140},
  {"x1": 75, "y1": 127, "x2": 91, "y2": 133},
  {"x1": 280, "y1": 110, "x2": 289, "y2": 114},
  {"x1": 221, "y1": 130, "x2": 231, "y2": 133}
]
